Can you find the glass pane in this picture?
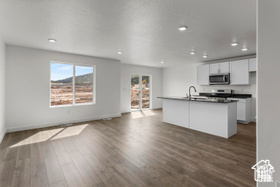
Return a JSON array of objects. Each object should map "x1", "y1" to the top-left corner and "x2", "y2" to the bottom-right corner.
[
  {"x1": 142, "y1": 76, "x2": 150, "y2": 109},
  {"x1": 131, "y1": 75, "x2": 140, "y2": 109},
  {"x1": 75, "y1": 66, "x2": 94, "y2": 104},
  {"x1": 51, "y1": 63, "x2": 73, "y2": 106}
]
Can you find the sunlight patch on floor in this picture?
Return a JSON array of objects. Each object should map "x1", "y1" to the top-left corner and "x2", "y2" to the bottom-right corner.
[
  {"x1": 142, "y1": 110, "x2": 156, "y2": 116},
  {"x1": 131, "y1": 111, "x2": 144, "y2": 119},
  {"x1": 131, "y1": 110, "x2": 157, "y2": 119},
  {"x1": 10, "y1": 124, "x2": 88, "y2": 147},
  {"x1": 51, "y1": 124, "x2": 88, "y2": 140},
  {"x1": 10, "y1": 128, "x2": 64, "y2": 147}
]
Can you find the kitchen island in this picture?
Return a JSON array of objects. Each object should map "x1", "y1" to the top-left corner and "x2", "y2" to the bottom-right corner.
[{"x1": 158, "y1": 97, "x2": 237, "y2": 138}]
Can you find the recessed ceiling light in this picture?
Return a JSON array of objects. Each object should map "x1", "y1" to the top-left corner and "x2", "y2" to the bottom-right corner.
[
  {"x1": 231, "y1": 42, "x2": 238, "y2": 46},
  {"x1": 161, "y1": 61, "x2": 165, "y2": 64},
  {"x1": 190, "y1": 51, "x2": 196, "y2": 55},
  {"x1": 242, "y1": 47, "x2": 248, "y2": 51},
  {"x1": 48, "y1": 38, "x2": 56, "y2": 43},
  {"x1": 178, "y1": 26, "x2": 188, "y2": 31},
  {"x1": 117, "y1": 51, "x2": 123, "y2": 55},
  {"x1": 203, "y1": 55, "x2": 208, "y2": 58}
]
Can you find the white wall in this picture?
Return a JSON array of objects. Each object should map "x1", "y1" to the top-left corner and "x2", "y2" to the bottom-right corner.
[
  {"x1": 258, "y1": 0, "x2": 280, "y2": 186},
  {"x1": 163, "y1": 63, "x2": 257, "y2": 121},
  {"x1": 5, "y1": 45, "x2": 121, "y2": 132},
  {"x1": 121, "y1": 64, "x2": 162, "y2": 113},
  {"x1": 0, "y1": 38, "x2": 6, "y2": 142}
]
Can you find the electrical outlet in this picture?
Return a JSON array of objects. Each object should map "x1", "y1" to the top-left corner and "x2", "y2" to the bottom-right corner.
[{"x1": 67, "y1": 110, "x2": 70, "y2": 114}]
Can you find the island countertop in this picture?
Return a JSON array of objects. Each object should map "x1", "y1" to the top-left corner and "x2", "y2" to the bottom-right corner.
[{"x1": 157, "y1": 96, "x2": 238, "y2": 104}]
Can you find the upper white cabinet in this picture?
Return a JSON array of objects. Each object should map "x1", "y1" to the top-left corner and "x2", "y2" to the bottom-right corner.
[
  {"x1": 210, "y1": 62, "x2": 229, "y2": 74},
  {"x1": 249, "y1": 58, "x2": 257, "y2": 72},
  {"x1": 197, "y1": 64, "x2": 209, "y2": 85},
  {"x1": 219, "y1": 62, "x2": 230, "y2": 73},
  {"x1": 197, "y1": 58, "x2": 254, "y2": 86},
  {"x1": 230, "y1": 59, "x2": 250, "y2": 85},
  {"x1": 210, "y1": 63, "x2": 219, "y2": 74}
]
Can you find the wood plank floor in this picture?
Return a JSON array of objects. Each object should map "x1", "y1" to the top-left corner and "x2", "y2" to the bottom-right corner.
[{"x1": 0, "y1": 109, "x2": 256, "y2": 187}]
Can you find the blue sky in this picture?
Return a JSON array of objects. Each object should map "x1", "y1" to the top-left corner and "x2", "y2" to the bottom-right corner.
[{"x1": 51, "y1": 63, "x2": 93, "y2": 81}]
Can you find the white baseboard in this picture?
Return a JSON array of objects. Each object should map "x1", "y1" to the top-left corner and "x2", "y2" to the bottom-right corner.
[
  {"x1": 152, "y1": 107, "x2": 162, "y2": 110},
  {"x1": 0, "y1": 128, "x2": 6, "y2": 144},
  {"x1": 6, "y1": 113, "x2": 121, "y2": 133},
  {"x1": 121, "y1": 107, "x2": 163, "y2": 114}
]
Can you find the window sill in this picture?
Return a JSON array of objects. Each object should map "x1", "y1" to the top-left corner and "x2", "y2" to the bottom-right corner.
[{"x1": 50, "y1": 102, "x2": 95, "y2": 108}]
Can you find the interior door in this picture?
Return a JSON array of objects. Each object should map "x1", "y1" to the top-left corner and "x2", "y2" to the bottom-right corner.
[{"x1": 131, "y1": 75, "x2": 151, "y2": 110}]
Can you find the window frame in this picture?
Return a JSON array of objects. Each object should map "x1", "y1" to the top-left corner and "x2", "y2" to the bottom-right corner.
[{"x1": 49, "y1": 61, "x2": 96, "y2": 108}]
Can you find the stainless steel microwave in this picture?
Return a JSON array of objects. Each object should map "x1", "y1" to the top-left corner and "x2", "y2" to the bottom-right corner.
[{"x1": 209, "y1": 73, "x2": 230, "y2": 85}]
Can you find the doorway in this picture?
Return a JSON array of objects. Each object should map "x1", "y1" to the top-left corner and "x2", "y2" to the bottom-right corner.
[{"x1": 131, "y1": 75, "x2": 151, "y2": 110}]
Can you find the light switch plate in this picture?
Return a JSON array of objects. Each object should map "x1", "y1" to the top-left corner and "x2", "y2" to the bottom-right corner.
[{"x1": 276, "y1": 181, "x2": 280, "y2": 187}]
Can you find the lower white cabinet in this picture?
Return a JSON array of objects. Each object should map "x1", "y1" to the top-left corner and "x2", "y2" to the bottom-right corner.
[
  {"x1": 228, "y1": 98, "x2": 252, "y2": 124},
  {"x1": 162, "y1": 99, "x2": 237, "y2": 138},
  {"x1": 237, "y1": 102, "x2": 246, "y2": 121}
]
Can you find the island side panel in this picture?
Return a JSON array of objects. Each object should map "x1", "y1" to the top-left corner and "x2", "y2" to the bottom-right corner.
[
  {"x1": 227, "y1": 102, "x2": 237, "y2": 137},
  {"x1": 189, "y1": 102, "x2": 234, "y2": 138},
  {"x1": 162, "y1": 99, "x2": 189, "y2": 128}
]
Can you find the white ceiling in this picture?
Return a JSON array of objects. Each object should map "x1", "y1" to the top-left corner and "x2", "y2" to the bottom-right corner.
[{"x1": 0, "y1": 0, "x2": 256, "y2": 67}]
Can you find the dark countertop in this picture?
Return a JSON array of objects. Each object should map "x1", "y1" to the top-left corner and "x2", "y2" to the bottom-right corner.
[
  {"x1": 157, "y1": 97, "x2": 238, "y2": 104},
  {"x1": 199, "y1": 93, "x2": 252, "y2": 98},
  {"x1": 231, "y1": 94, "x2": 252, "y2": 98}
]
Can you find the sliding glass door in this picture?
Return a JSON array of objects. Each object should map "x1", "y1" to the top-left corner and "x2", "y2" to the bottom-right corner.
[
  {"x1": 141, "y1": 75, "x2": 150, "y2": 109},
  {"x1": 131, "y1": 75, "x2": 151, "y2": 110}
]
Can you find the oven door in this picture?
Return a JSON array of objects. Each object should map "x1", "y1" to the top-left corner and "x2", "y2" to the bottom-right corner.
[{"x1": 209, "y1": 74, "x2": 230, "y2": 85}]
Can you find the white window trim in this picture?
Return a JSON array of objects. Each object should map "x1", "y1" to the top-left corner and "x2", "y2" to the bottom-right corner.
[{"x1": 49, "y1": 61, "x2": 96, "y2": 108}]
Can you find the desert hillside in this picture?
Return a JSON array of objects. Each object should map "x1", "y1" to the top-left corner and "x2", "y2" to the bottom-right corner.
[{"x1": 51, "y1": 73, "x2": 93, "y2": 84}]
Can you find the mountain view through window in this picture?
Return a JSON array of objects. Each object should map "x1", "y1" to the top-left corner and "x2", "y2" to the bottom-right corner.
[{"x1": 51, "y1": 63, "x2": 94, "y2": 106}]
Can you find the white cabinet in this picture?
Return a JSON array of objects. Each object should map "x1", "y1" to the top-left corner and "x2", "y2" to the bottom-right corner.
[
  {"x1": 220, "y1": 62, "x2": 230, "y2": 73},
  {"x1": 197, "y1": 58, "x2": 254, "y2": 85},
  {"x1": 228, "y1": 98, "x2": 252, "y2": 124},
  {"x1": 249, "y1": 58, "x2": 257, "y2": 72},
  {"x1": 210, "y1": 63, "x2": 219, "y2": 74},
  {"x1": 163, "y1": 99, "x2": 189, "y2": 128},
  {"x1": 230, "y1": 59, "x2": 250, "y2": 85},
  {"x1": 210, "y1": 62, "x2": 229, "y2": 74},
  {"x1": 197, "y1": 64, "x2": 209, "y2": 85},
  {"x1": 237, "y1": 102, "x2": 246, "y2": 121}
]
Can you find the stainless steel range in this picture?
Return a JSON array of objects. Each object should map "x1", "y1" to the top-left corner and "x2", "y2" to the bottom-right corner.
[{"x1": 199, "y1": 89, "x2": 233, "y2": 100}]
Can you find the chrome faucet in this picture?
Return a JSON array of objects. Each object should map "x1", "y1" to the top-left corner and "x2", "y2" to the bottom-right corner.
[{"x1": 189, "y1": 86, "x2": 197, "y2": 99}]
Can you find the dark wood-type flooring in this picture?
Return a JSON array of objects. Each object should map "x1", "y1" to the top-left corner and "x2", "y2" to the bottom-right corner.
[{"x1": 0, "y1": 109, "x2": 256, "y2": 187}]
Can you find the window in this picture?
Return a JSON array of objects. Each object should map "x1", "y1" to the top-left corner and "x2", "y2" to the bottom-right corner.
[{"x1": 50, "y1": 62, "x2": 95, "y2": 106}]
